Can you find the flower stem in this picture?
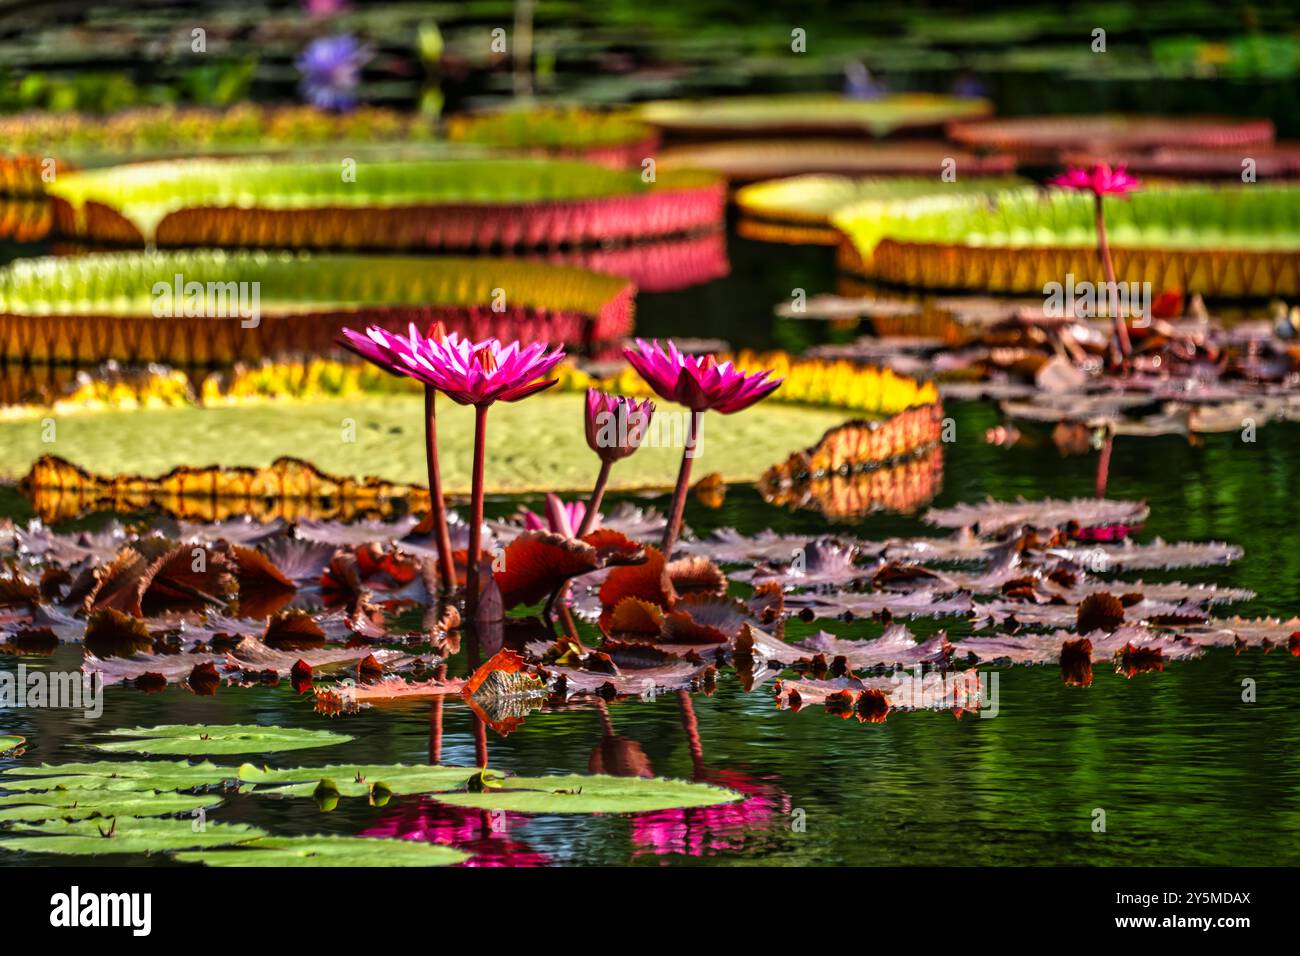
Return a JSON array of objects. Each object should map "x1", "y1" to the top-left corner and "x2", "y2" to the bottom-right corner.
[
  {"x1": 576, "y1": 459, "x2": 612, "y2": 539},
  {"x1": 661, "y1": 410, "x2": 702, "y2": 556},
  {"x1": 465, "y1": 404, "x2": 489, "y2": 620},
  {"x1": 1095, "y1": 194, "x2": 1132, "y2": 358},
  {"x1": 424, "y1": 385, "x2": 456, "y2": 592},
  {"x1": 1095, "y1": 427, "x2": 1114, "y2": 498}
]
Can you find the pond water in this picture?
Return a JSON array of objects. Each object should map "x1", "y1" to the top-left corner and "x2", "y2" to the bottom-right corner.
[{"x1": 2, "y1": 226, "x2": 1299, "y2": 867}]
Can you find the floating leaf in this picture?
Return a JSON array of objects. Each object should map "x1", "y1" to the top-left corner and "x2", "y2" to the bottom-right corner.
[
  {"x1": 0, "y1": 790, "x2": 222, "y2": 822},
  {"x1": 92, "y1": 724, "x2": 351, "y2": 756},
  {"x1": 0, "y1": 252, "x2": 636, "y2": 364},
  {"x1": 948, "y1": 114, "x2": 1274, "y2": 163},
  {"x1": 45, "y1": 158, "x2": 722, "y2": 248},
  {"x1": 0, "y1": 816, "x2": 263, "y2": 856},
  {"x1": 237, "y1": 763, "x2": 500, "y2": 799},
  {"x1": 1, "y1": 759, "x2": 241, "y2": 792},
  {"x1": 434, "y1": 773, "x2": 740, "y2": 814},
  {"x1": 175, "y1": 834, "x2": 470, "y2": 867},
  {"x1": 1, "y1": 734, "x2": 24, "y2": 754},
  {"x1": 637, "y1": 94, "x2": 990, "y2": 137}
]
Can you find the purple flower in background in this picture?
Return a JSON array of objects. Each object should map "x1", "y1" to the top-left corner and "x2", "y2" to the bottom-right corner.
[
  {"x1": 952, "y1": 74, "x2": 987, "y2": 99},
  {"x1": 297, "y1": 34, "x2": 371, "y2": 111},
  {"x1": 843, "y1": 61, "x2": 885, "y2": 100}
]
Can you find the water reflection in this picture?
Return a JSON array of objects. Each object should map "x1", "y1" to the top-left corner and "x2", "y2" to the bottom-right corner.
[{"x1": 630, "y1": 692, "x2": 789, "y2": 860}]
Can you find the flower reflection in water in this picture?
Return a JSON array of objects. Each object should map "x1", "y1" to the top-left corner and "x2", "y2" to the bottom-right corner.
[
  {"x1": 628, "y1": 692, "x2": 790, "y2": 860},
  {"x1": 361, "y1": 800, "x2": 549, "y2": 868}
]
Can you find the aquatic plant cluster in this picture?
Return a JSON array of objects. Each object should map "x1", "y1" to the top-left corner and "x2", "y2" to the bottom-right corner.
[{"x1": 1, "y1": 0, "x2": 1299, "y2": 877}]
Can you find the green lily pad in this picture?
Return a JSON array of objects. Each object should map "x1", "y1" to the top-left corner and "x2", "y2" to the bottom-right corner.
[
  {"x1": 92, "y1": 724, "x2": 351, "y2": 756},
  {"x1": 0, "y1": 790, "x2": 223, "y2": 822},
  {"x1": 433, "y1": 774, "x2": 742, "y2": 815},
  {"x1": 0, "y1": 816, "x2": 264, "y2": 856},
  {"x1": 238, "y1": 763, "x2": 502, "y2": 799},
  {"x1": 175, "y1": 835, "x2": 470, "y2": 867},
  {"x1": 1, "y1": 759, "x2": 241, "y2": 792},
  {"x1": 0, "y1": 735, "x2": 23, "y2": 754},
  {"x1": 1, "y1": 394, "x2": 851, "y2": 493}
]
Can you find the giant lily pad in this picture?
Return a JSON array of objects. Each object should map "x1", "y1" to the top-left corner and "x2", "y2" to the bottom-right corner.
[
  {"x1": 432, "y1": 773, "x2": 741, "y2": 814},
  {"x1": 0, "y1": 735, "x2": 23, "y2": 754},
  {"x1": 833, "y1": 184, "x2": 1300, "y2": 297},
  {"x1": 0, "y1": 250, "x2": 634, "y2": 363},
  {"x1": 637, "y1": 94, "x2": 990, "y2": 137},
  {"x1": 946, "y1": 114, "x2": 1275, "y2": 164},
  {"x1": 0, "y1": 790, "x2": 223, "y2": 822},
  {"x1": 663, "y1": 141, "x2": 1017, "y2": 185},
  {"x1": 444, "y1": 107, "x2": 658, "y2": 166},
  {"x1": 45, "y1": 157, "x2": 723, "y2": 248},
  {"x1": 91, "y1": 724, "x2": 351, "y2": 756},
  {"x1": 6, "y1": 395, "x2": 852, "y2": 508},
  {"x1": 737, "y1": 175, "x2": 1027, "y2": 245},
  {"x1": 0, "y1": 816, "x2": 264, "y2": 856},
  {"x1": 0, "y1": 104, "x2": 436, "y2": 196},
  {"x1": 174, "y1": 835, "x2": 470, "y2": 867}
]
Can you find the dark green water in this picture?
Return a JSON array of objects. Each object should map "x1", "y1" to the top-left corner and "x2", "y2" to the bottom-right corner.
[{"x1": 3, "y1": 229, "x2": 1300, "y2": 866}]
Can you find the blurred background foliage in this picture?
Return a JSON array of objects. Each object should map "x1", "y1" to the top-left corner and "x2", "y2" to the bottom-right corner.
[{"x1": 0, "y1": 1, "x2": 1296, "y2": 131}]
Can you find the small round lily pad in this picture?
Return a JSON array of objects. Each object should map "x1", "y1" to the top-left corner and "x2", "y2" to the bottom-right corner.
[
  {"x1": 433, "y1": 773, "x2": 742, "y2": 814},
  {"x1": 238, "y1": 762, "x2": 502, "y2": 799},
  {"x1": 175, "y1": 835, "x2": 470, "y2": 867},
  {"x1": 0, "y1": 816, "x2": 264, "y2": 856},
  {"x1": 1, "y1": 759, "x2": 241, "y2": 792},
  {"x1": 92, "y1": 724, "x2": 351, "y2": 756},
  {"x1": 0, "y1": 790, "x2": 223, "y2": 823}
]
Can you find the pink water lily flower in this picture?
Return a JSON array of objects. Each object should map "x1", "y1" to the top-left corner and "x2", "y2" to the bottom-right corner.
[
  {"x1": 522, "y1": 494, "x2": 594, "y2": 539},
  {"x1": 1047, "y1": 164, "x2": 1143, "y2": 360},
  {"x1": 411, "y1": 336, "x2": 565, "y2": 619},
  {"x1": 585, "y1": 389, "x2": 655, "y2": 463},
  {"x1": 400, "y1": 333, "x2": 566, "y2": 407},
  {"x1": 623, "y1": 339, "x2": 782, "y2": 414},
  {"x1": 623, "y1": 339, "x2": 782, "y2": 555},
  {"x1": 337, "y1": 322, "x2": 466, "y2": 591},
  {"x1": 1049, "y1": 162, "x2": 1142, "y2": 197},
  {"x1": 337, "y1": 323, "x2": 427, "y2": 372}
]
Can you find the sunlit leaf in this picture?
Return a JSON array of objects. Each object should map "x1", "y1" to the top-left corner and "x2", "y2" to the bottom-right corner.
[
  {"x1": 1, "y1": 759, "x2": 241, "y2": 792},
  {"x1": 237, "y1": 763, "x2": 501, "y2": 798},
  {"x1": 92, "y1": 724, "x2": 351, "y2": 755},
  {"x1": 0, "y1": 816, "x2": 263, "y2": 856},
  {"x1": 0, "y1": 790, "x2": 222, "y2": 822},
  {"x1": 174, "y1": 835, "x2": 470, "y2": 867},
  {"x1": 434, "y1": 773, "x2": 740, "y2": 814}
]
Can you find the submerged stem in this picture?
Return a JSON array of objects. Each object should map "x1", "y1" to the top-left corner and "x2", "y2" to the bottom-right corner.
[
  {"x1": 661, "y1": 410, "x2": 702, "y2": 556},
  {"x1": 577, "y1": 459, "x2": 612, "y2": 539},
  {"x1": 465, "y1": 404, "x2": 489, "y2": 620},
  {"x1": 1095, "y1": 194, "x2": 1132, "y2": 359},
  {"x1": 424, "y1": 385, "x2": 456, "y2": 592}
]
